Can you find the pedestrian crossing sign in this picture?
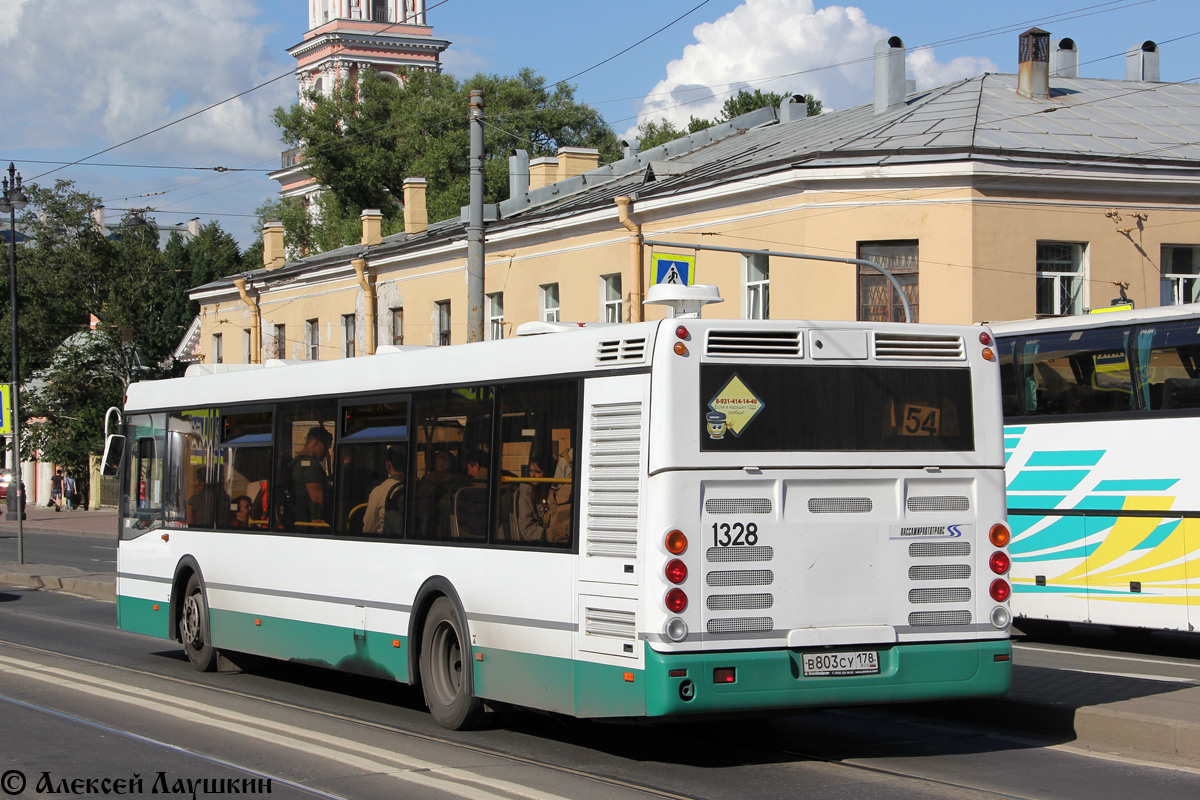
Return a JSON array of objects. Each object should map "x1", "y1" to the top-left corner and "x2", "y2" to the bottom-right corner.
[
  {"x1": 0, "y1": 383, "x2": 11, "y2": 435},
  {"x1": 653, "y1": 253, "x2": 694, "y2": 286}
]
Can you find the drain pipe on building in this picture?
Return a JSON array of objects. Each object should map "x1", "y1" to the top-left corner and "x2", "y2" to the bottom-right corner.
[
  {"x1": 232, "y1": 278, "x2": 261, "y2": 362},
  {"x1": 615, "y1": 196, "x2": 644, "y2": 322},
  {"x1": 352, "y1": 257, "x2": 377, "y2": 355}
]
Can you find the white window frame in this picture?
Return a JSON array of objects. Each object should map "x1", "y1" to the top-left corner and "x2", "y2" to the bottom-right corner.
[
  {"x1": 306, "y1": 319, "x2": 320, "y2": 360},
  {"x1": 274, "y1": 324, "x2": 286, "y2": 360},
  {"x1": 487, "y1": 293, "x2": 504, "y2": 341},
  {"x1": 435, "y1": 300, "x2": 451, "y2": 346},
  {"x1": 342, "y1": 313, "x2": 356, "y2": 358},
  {"x1": 540, "y1": 283, "x2": 560, "y2": 322},
  {"x1": 601, "y1": 274, "x2": 622, "y2": 323},
  {"x1": 1036, "y1": 242, "x2": 1086, "y2": 316},
  {"x1": 211, "y1": 333, "x2": 223, "y2": 365},
  {"x1": 242, "y1": 329, "x2": 251, "y2": 364},
  {"x1": 390, "y1": 307, "x2": 404, "y2": 346},
  {"x1": 744, "y1": 254, "x2": 770, "y2": 320},
  {"x1": 1161, "y1": 245, "x2": 1200, "y2": 306}
]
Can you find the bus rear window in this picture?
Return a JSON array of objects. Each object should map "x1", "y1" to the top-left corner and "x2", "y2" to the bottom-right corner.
[{"x1": 699, "y1": 364, "x2": 974, "y2": 452}]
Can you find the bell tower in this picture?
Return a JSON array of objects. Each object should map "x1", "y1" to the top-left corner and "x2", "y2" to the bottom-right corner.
[{"x1": 271, "y1": 1, "x2": 450, "y2": 203}]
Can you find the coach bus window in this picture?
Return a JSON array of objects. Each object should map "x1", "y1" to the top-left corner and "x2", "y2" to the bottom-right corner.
[
  {"x1": 494, "y1": 381, "x2": 578, "y2": 548},
  {"x1": 411, "y1": 388, "x2": 492, "y2": 542},
  {"x1": 165, "y1": 409, "x2": 220, "y2": 529},
  {"x1": 121, "y1": 413, "x2": 166, "y2": 538},
  {"x1": 997, "y1": 337, "x2": 1019, "y2": 417},
  {"x1": 216, "y1": 409, "x2": 273, "y2": 530},
  {"x1": 1019, "y1": 326, "x2": 1133, "y2": 416},
  {"x1": 275, "y1": 401, "x2": 336, "y2": 533},
  {"x1": 1134, "y1": 320, "x2": 1200, "y2": 410},
  {"x1": 336, "y1": 397, "x2": 409, "y2": 537}
]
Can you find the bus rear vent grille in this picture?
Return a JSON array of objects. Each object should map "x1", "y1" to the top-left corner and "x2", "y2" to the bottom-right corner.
[
  {"x1": 585, "y1": 401, "x2": 642, "y2": 559},
  {"x1": 909, "y1": 610, "x2": 972, "y2": 626},
  {"x1": 707, "y1": 593, "x2": 773, "y2": 611},
  {"x1": 907, "y1": 495, "x2": 970, "y2": 512},
  {"x1": 707, "y1": 569, "x2": 773, "y2": 587},
  {"x1": 909, "y1": 587, "x2": 972, "y2": 603},
  {"x1": 584, "y1": 608, "x2": 636, "y2": 640},
  {"x1": 706, "y1": 330, "x2": 802, "y2": 358},
  {"x1": 909, "y1": 541, "x2": 971, "y2": 558},
  {"x1": 706, "y1": 546, "x2": 774, "y2": 563},
  {"x1": 707, "y1": 617, "x2": 773, "y2": 634},
  {"x1": 596, "y1": 337, "x2": 647, "y2": 366},
  {"x1": 705, "y1": 498, "x2": 772, "y2": 514},
  {"x1": 808, "y1": 497, "x2": 873, "y2": 514},
  {"x1": 874, "y1": 333, "x2": 964, "y2": 360},
  {"x1": 909, "y1": 564, "x2": 971, "y2": 581}
]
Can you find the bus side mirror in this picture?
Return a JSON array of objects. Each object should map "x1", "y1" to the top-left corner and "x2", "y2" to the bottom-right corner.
[{"x1": 101, "y1": 434, "x2": 125, "y2": 477}]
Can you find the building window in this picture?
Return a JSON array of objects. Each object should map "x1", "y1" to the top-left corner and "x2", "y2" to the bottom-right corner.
[
  {"x1": 274, "y1": 324, "x2": 286, "y2": 360},
  {"x1": 306, "y1": 319, "x2": 320, "y2": 360},
  {"x1": 372, "y1": 0, "x2": 389, "y2": 22},
  {"x1": 744, "y1": 255, "x2": 769, "y2": 320},
  {"x1": 435, "y1": 300, "x2": 451, "y2": 346},
  {"x1": 601, "y1": 274, "x2": 622, "y2": 323},
  {"x1": 540, "y1": 283, "x2": 560, "y2": 322},
  {"x1": 1036, "y1": 241, "x2": 1085, "y2": 316},
  {"x1": 858, "y1": 241, "x2": 919, "y2": 322},
  {"x1": 390, "y1": 307, "x2": 404, "y2": 346},
  {"x1": 243, "y1": 329, "x2": 251, "y2": 364},
  {"x1": 342, "y1": 314, "x2": 356, "y2": 358},
  {"x1": 1161, "y1": 245, "x2": 1200, "y2": 305},
  {"x1": 211, "y1": 333, "x2": 223, "y2": 364},
  {"x1": 487, "y1": 293, "x2": 504, "y2": 340}
]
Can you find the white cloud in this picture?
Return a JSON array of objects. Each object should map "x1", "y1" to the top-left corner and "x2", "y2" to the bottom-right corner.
[
  {"x1": 2, "y1": 0, "x2": 294, "y2": 164},
  {"x1": 632, "y1": 0, "x2": 996, "y2": 137}
]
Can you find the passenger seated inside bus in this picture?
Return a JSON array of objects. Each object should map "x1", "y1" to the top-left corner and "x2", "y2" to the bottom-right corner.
[
  {"x1": 362, "y1": 446, "x2": 406, "y2": 535},
  {"x1": 186, "y1": 467, "x2": 228, "y2": 528},
  {"x1": 415, "y1": 450, "x2": 464, "y2": 539},
  {"x1": 229, "y1": 495, "x2": 253, "y2": 529},
  {"x1": 514, "y1": 457, "x2": 549, "y2": 543},
  {"x1": 449, "y1": 452, "x2": 487, "y2": 540},
  {"x1": 288, "y1": 426, "x2": 332, "y2": 528}
]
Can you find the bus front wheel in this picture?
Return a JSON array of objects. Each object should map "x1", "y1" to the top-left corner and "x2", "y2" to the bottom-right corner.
[
  {"x1": 419, "y1": 597, "x2": 484, "y2": 730},
  {"x1": 180, "y1": 574, "x2": 218, "y2": 672}
]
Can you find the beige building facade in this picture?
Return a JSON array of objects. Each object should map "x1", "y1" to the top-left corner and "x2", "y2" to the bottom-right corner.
[{"x1": 192, "y1": 32, "x2": 1200, "y2": 366}]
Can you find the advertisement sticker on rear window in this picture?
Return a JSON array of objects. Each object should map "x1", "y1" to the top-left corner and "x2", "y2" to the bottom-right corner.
[{"x1": 707, "y1": 374, "x2": 765, "y2": 438}]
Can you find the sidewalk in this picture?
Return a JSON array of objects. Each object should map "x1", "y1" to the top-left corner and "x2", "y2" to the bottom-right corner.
[{"x1": 2, "y1": 511, "x2": 1199, "y2": 763}]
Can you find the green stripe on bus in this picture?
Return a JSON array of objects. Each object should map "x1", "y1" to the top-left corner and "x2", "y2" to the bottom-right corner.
[
  {"x1": 208, "y1": 609, "x2": 410, "y2": 682},
  {"x1": 116, "y1": 595, "x2": 171, "y2": 640},
  {"x1": 642, "y1": 640, "x2": 1010, "y2": 717}
]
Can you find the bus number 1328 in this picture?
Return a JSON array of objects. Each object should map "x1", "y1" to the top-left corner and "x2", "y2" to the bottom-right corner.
[{"x1": 713, "y1": 522, "x2": 759, "y2": 547}]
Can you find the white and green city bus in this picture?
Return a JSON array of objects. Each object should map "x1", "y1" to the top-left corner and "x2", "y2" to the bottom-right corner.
[{"x1": 111, "y1": 303, "x2": 1012, "y2": 729}]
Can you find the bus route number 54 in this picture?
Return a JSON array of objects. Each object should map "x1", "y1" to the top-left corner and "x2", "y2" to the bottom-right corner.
[{"x1": 712, "y1": 522, "x2": 759, "y2": 547}]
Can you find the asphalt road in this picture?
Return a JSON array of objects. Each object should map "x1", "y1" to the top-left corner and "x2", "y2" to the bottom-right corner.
[{"x1": 3, "y1": 588, "x2": 1200, "y2": 800}]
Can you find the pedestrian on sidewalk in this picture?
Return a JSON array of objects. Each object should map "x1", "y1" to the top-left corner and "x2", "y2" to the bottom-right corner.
[
  {"x1": 62, "y1": 471, "x2": 77, "y2": 511},
  {"x1": 50, "y1": 469, "x2": 64, "y2": 512}
]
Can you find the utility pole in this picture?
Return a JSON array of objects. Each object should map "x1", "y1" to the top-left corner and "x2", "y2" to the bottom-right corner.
[{"x1": 466, "y1": 89, "x2": 485, "y2": 342}]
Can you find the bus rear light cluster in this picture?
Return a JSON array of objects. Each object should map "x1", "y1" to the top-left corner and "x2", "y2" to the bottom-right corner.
[
  {"x1": 979, "y1": 331, "x2": 995, "y2": 361},
  {"x1": 673, "y1": 326, "x2": 690, "y2": 356},
  {"x1": 665, "y1": 588, "x2": 688, "y2": 613},
  {"x1": 665, "y1": 559, "x2": 688, "y2": 584},
  {"x1": 989, "y1": 523, "x2": 1011, "y2": 547},
  {"x1": 989, "y1": 579, "x2": 1011, "y2": 602},
  {"x1": 989, "y1": 551, "x2": 1011, "y2": 575},
  {"x1": 665, "y1": 529, "x2": 688, "y2": 555}
]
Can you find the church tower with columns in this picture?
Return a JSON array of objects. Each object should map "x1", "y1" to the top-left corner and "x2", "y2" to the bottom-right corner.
[{"x1": 270, "y1": 1, "x2": 450, "y2": 204}]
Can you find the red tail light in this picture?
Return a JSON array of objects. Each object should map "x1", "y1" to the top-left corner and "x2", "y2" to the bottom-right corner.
[
  {"x1": 665, "y1": 588, "x2": 688, "y2": 613},
  {"x1": 665, "y1": 559, "x2": 688, "y2": 584},
  {"x1": 989, "y1": 551, "x2": 1011, "y2": 575},
  {"x1": 713, "y1": 667, "x2": 736, "y2": 683},
  {"x1": 990, "y1": 579, "x2": 1011, "y2": 602}
]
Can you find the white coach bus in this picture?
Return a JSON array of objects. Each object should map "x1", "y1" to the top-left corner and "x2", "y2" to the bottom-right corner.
[
  {"x1": 111, "y1": 298, "x2": 1012, "y2": 729},
  {"x1": 993, "y1": 303, "x2": 1200, "y2": 635}
]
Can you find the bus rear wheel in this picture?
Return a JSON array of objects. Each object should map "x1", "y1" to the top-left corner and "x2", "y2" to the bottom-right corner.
[
  {"x1": 180, "y1": 574, "x2": 218, "y2": 672},
  {"x1": 419, "y1": 597, "x2": 484, "y2": 730}
]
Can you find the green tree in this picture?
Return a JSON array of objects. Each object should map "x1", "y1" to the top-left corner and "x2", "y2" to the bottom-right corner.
[
  {"x1": 636, "y1": 89, "x2": 822, "y2": 151},
  {"x1": 271, "y1": 67, "x2": 621, "y2": 252}
]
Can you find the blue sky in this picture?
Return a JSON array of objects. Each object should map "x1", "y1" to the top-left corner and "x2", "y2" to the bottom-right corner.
[{"x1": 2, "y1": 0, "x2": 1197, "y2": 248}]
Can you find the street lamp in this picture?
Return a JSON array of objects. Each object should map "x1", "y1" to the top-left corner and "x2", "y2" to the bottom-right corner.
[{"x1": 1, "y1": 163, "x2": 28, "y2": 563}]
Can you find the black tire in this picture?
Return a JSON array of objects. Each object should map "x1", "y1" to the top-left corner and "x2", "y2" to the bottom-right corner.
[
  {"x1": 419, "y1": 596, "x2": 484, "y2": 730},
  {"x1": 180, "y1": 574, "x2": 218, "y2": 672}
]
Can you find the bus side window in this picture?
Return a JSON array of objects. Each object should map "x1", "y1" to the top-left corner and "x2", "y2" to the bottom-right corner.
[{"x1": 274, "y1": 401, "x2": 336, "y2": 534}]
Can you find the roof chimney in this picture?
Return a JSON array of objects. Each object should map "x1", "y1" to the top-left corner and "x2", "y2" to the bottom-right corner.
[
  {"x1": 779, "y1": 94, "x2": 806, "y2": 123},
  {"x1": 1018, "y1": 28, "x2": 1051, "y2": 100},
  {"x1": 557, "y1": 147, "x2": 600, "y2": 180},
  {"x1": 361, "y1": 208, "x2": 382, "y2": 246},
  {"x1": 874, "y1": 37, "x2": 906, "y2": 115},
  {"x1": 528, "y1": 157, "x2": 557, "y2": 191},
  {"x1": 1051, "y1": 38, "x2": 1078, "y2": 78},
  {"x1": 92, "y1": 205, "x2": 105, "y2": 231},
  {"x1": 402, "y1": 178, "x2": 427, "y2": 235},
  {"x1": 262, "y1": 221, "x2": 286, "y2": 270},
  {"x1": 509, "y1": 149, "x2": 529, "y2": 198},
  {"x1": 1126, "y1": 40, "x2": 1160, "y2": 82},
  {"x1": 621, "y1": 139, "x2": 640, "y2": 159}
]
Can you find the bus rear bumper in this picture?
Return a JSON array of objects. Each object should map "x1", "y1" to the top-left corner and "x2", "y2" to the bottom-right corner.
[{"x1": 643, "y1": 639, "x2": 1012, "y2": 717}]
